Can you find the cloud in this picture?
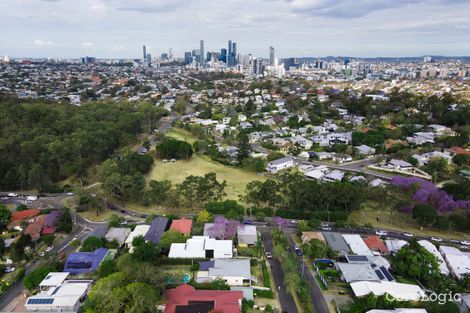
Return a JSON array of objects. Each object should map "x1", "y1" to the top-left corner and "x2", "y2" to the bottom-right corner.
[
  {"x1": 104, "y1": 0, "x2": 188, "y2": 13},
  {"x1": 33, "y1": 39, "x2": 55, "y2": 46},
  {"x1": 284, "y1": 0, "x2": 466, "y2": 18},
  {"x1": 81, "y1": 42, "x2": 94, "y2": 47}
]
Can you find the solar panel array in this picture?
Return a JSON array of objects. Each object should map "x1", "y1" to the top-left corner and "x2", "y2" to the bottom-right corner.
[
  {"x1": 346, "y1": 255, "x2": 369, "y2": 262},
  {"x1": 27, "y1": 298, "x2": 54, "y2": 305}
]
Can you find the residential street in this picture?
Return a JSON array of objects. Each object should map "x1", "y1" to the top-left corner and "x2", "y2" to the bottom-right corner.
[{"x1": 260, "y1": 229, "x2": 299, "y2": 313}]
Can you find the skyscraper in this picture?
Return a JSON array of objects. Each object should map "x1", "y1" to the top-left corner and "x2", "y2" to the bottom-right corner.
[
  {"x1": 143, "y1": 45, "x2": 147, "y2": 62},
  {"x1": 220, "y1": 48, "x2": 227, "y2": 63},
  {"x1": 232, "y1": 42, "x2": 237, "y2": 65},
  {"x1": 200, "y1": 40, "x2": 205, "y2": 65},
  {"x1": 269, "y1": 46, "x2": 275, "y2": 66},
  {"x1": 228, "y1": 40, "x2": 232, "y2": 66}
]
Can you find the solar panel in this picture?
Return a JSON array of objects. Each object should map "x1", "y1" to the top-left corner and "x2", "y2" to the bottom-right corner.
[
  {"x1": 375, "y1": 270, "x2": 385, "y2": 280},
  {"x1": 27, "y1": 298, "x2": 54, "y2": 305},
  {"x1": 346, "y1": 255, "x2": 369, "y2": 262},
  {"x1": 380, "y1": 266, "x2": 394, "y2": 281}
]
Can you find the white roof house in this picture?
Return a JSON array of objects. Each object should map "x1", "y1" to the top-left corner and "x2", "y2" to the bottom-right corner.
[
  {"x1": 237, "y1": 225, "x2": 257, "y2": 246},
  {"x1": 39, "y1": 272, "x2": 70, "y2": 291},
  {"x1": 350, "y1": 281, "x2": 425, "y2": 300},
  {"x1": 305, "y1": 169, "x2": 325, "y2": 180},
  {"x1": 342, "y1": 234, "x2": 373, "y2": 256},
  {"x1": 322, "y1": 170, "x2": 345, "y2": 182},
  {"x1": 385, "y1": 239, "x2": 408, "y2": 255},
  {"x1": 168, "y1": 236, "x2": 233, "y2": 259},
  {"x1": 197, "y1": 259, "x2": 253, "y2": 286},
  {"x1": 125, "y1": 225, "x2": 150, "y2": 252},
  {"x1": 355, "y1": 145, "x2": 376, "y2": 155},
  {"x1": 439, "y1": 246, "x2": 470, "y2": 279},
  {"x1": 105, "y1": 227, "x2": 132, "y2": 247},
  {"x1": 266, "y1": 157, "x2": 295, "y2": 173},
  {"x1": 26, "y1": 275, "x2": 92, "y2": 312},
  {"x1": 417, "y1": 240, "x2": 450, "y2": 275}
]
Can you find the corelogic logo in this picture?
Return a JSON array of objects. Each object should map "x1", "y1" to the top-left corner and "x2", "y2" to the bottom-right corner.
[{"x1": 386, "y1": 292, "x2": 462, "y2": 305}]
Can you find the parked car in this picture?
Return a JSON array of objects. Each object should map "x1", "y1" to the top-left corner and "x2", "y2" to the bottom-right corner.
[
  {"x1": 403, "y1": 233, "x2": 414, "y2": 238},
  {"x1": 294, "y1": 246, "x2": 302, "y2": 256},
  {"x1": 291, "y1": 220, "x2": 299, "y2": 224},
  {"x1": 376, "y1": 230, "x2": 388, "y2": 236},
  {"x1": 5, "y1": 267, "x2": 16, "y2": 273},
  {"x1": 460, "y1": 241, "x2": 470, "y2": 246},
  {"x1": 243, "y1": 220, "x2": 252, "y2": 225},
  {"x1": 265, "y1": 252, "x2": 272, "y2": 259},
  {"x1": 45, "y1": 246, "x2": 54, "y2": 252},
  {"x1": 66, "y1": 192, "x2": 74, "y2": 196},
  {"x1": 431, "y1": 237, "x2": 442, "y2": 242},
  {"x1": 7, "y1": 193, "x2": 18, "y2": 197},
  {"x1": 322, "y1": 227, "x2": 332, "y2": 231}
]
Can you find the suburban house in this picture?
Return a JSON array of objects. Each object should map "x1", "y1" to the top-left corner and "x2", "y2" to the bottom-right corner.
[
  {"x1": 236, "y1": 225, "x2": 257, "y2": 247},
  {"x1": 144, "y1": 216, "x2": 169, "y2": 245},
  {"x1": 266, "y1": 157, "x2": 295, "y2": 173},
  {"x1": 168, "y1": 236, "x2": 233, "y2": 259},
  {"x1": 385, "y1": 239, "x2": 408, "y2": 255},
  {"x1": 364, "y1": 236, "x2": 389, "y2": 255},
  {"x1": 164, "y1": 284, "x2": 243, "y2": 313},
  {"x1": 25, "y1": 272, "x2": 92, "y2": 312},
  {"x1": 322, "y1": 170, "x2": 345, "y2": 182},
  {"x1": 170, "y1": 217, "x2": 193, "y2": 235},
  {"x1": 439, "y1": 246, "x2": 470, "y2": 279},
  {"x1": 350, "y1": 281, "x2": 425, "y2": 300},
  {"x1": 64, "y1": 248, "x2": 109, "y2": 275},
  {"x1": 323, "y1": 232, "x2": 351, "y2": 256},
  {"x1": 355, "y1": 145, "x2": 376, "y2": 155},
  {"x1": 196, "y1": 259, "x2": 254, "y2": 286},
  {"x1": 105, "y1": 227, "x2": 132, "y2": 247},
  {"x1": 418, "y1": 240, "x2": 450, "y2": 275},
  {"x1": 342, "y1": 235, "x2": 374, "y2": 256},
  {"x1": 336, "y1": 262, "x2": 393, "y2": 283},
  {"x1": 125, "y1": 224, "x2": 151, "y2": 252}
]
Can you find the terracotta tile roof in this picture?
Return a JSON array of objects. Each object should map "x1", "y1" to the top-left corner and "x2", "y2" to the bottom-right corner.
[
  {"x1": 170, "y1": 218, "x2": 193, "y2": 235},
  {"x1": 164, "y1": 284, "x2": 242, "y2": 313},
  {"x1": 12, "y1": 209, "x2": 40, "y2": 221},
  {"x1": 24, "y1": 215, "x2": 45, "y2": 240},
  {"x1": 448, "y1": 147, "x2": 470, "y2": 155},
  {"x1": 364, "y1": 236, "x2": 389, "y2": 254}
]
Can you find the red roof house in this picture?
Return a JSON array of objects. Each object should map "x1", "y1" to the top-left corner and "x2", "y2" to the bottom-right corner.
[
  {"x1": 164, "y1": 284, "x2": 242, "y2": 313},
  {"x1": 12, "y1": 209, "x2": 40, "y2": 221},
  {"x1": 364, "y1": 236, "x2": 389, "y2": 255},
  {"x1": 448, "y1": 147, "x2": 470, "y2": 156},
  {"x1": 170, "y1": 218, "x2": 193, "y2": 235},
  {"x1": 24, "y1": 215, "x2": 45, "y2": 241}
]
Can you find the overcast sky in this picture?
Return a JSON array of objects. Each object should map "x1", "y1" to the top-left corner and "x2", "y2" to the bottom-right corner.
[{"x1": 1, "y1": 0, "x2": 469, "y2": 59}]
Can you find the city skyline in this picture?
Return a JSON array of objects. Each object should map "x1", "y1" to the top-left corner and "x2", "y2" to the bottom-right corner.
[{"x1": 1, "y1": 0, "x2": 470, "y2": 58}]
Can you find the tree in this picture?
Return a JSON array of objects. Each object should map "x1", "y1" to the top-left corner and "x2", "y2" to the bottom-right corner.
[
  {"x1": 144, "y1": 180, "x2": 172, "y2": 205},
  {"x1": 302, "y1": 239, "x2": 329, "y2": 259},
  {"x1": 156, "y1": 137, "x2": 193, "y2": 160},
  {"x1": 158, "y1": 230, "x2": 186, "y2": 249},
  {"x1": 56, "y1": 208, "x2": 73, "y2": 233},
  {"x1": 23, "y1": 266, "x2": 58, "y2": 290},
  {"x1": 177, "y1": 173, "x2": 226, "y2": 208},
  {"x1": 125, "y1": 282, "x2": 160, "y2": 312},
  {"x1": 0, "y1": 205, "x2": 12, "y2": 231},
  {"x1": 205, "y1": 217, "x2": 240, "y2": 239},
  {"x1": 452, "y1": 154, "x2": 470, "y2": 167},
  {"x1": 243, "y1": 180, "x2": 280, "y2": 207},
  {"x1": 242, "y1": 157, "x2": 266, "y2": 172},
  {"x1": 98, "y1": 259, "x2": 117, "y2": 278},
  {"x1": 132, "y1": 241, "x2": 160, "y2": 263},
  {"x1": 196, "y1": 210, "x2": 212, "y2": 224},
  {"x1": 174, "y1": 98, "x2": 188, "y2": 114},
  {"x1": 392, "y1": 238, "x2": 440, "y2": 286},
  {"x1": 81, "y1": 236, "x2": 106, "y2": 252},
  {"x1": 412, "y1": 204, "x2": 438, "y2": 227}
]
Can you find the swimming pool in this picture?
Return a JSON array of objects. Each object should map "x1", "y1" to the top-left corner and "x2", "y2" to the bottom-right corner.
[{"x1": 166, "y1": 273, "x2": 191, "y2": 285}]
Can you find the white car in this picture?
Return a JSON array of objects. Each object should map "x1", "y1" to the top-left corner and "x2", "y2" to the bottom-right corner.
[
  {"x1": 5, "y1": 267, "x2": 16, "y2": 273},
  {"x1": 431, "y1": 237, "x2": 443, "y2": 242},
  {"x1": 403, "y1": 233, "x2": 414, "y2": 238},
  {"x1": 265, "y1": 252, "x2": 272, "y2": 259},
  {"x1": 45, "y1": 246, "x2": 54, "y2": 252},
  {"x1": 376, "y1": 230, "x2": 388, "y2": 236},
  {"x1": 291, "y1": 220, "x2": 299, "y2": 224},
  {"x1": 322, "y1": 227, "x2": 332, "y2": 231},
  {"x1": 461, "y1": 241, "x2": 470, "y2": 246},
  {"x1": 66, "y1": 192, "x2": 74, "y2": 196},
  {"x1": 39, "y1": 251, "x2": 45, "y2": 257},
  {"x1": 7, "y1": 193, "x2": 18, "y2": 197}
]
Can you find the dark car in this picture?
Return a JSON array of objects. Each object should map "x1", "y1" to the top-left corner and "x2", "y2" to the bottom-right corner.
[
  {"x1": 243, "y1": 220, "x2": 252, "y2": 225},
  {"x1": 294, "y1": 246, "x2": 302, "y2": 256}
]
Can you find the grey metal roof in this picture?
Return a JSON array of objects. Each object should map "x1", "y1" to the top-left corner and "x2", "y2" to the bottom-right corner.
[
  {"x1": 323, "y1": 232, "x2": 351, "y2": 254},
  {"x1": 208, "y1": 259, "x2": 251, "y2": 278},
  {"x1": 144, "y1": 216, "x2": 169, "y2": 244}
]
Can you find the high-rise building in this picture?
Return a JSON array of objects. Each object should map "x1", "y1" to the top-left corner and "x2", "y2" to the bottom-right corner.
[
  {"x1": 269, "y1": 46, "x2": 275, "y2": 66},
  {"x1": 232, "y1": 42, "x2": 237, "y2": 65},
  {"x1": 184, "y1": 52, "x2": 192, "y2": 65},
  {"x1": 220, "y1": 48, "x2": 227, "y2": 63},
  {"x1": 200, "y1": 40, "x2": 205, "y2": 65},
  {"x1": 143, "y1": 45, "x2": 147, "y2": 62},
  {"x1": 228, "y1": 40, "x2": 232, "y2": 66}
]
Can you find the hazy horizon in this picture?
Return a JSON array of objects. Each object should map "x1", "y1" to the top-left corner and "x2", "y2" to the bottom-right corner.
[{"x1": 1, "y1": 0, "x2": 470, "y2": 59}]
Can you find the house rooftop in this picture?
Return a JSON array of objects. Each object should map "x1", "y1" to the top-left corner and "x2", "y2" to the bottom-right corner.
[{"x1": 170, "y1": 218, "x2": 193, "y2": 235}]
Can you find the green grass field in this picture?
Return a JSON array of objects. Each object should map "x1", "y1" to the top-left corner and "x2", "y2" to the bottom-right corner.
[
  {"x1": 146, "y1": 154, "x2": 266, "y2": 201},
  {"x1": 143, "y1": 127, "x2": 266, "y2": 202}
]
